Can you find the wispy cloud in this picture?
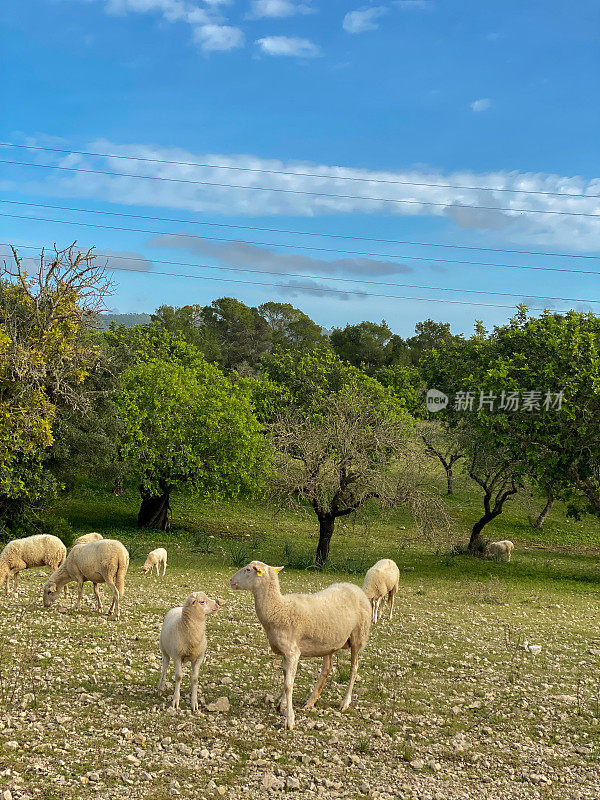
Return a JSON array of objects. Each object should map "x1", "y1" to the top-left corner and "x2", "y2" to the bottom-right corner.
[
  {"x1": 470, "y1": 98, "x2": 492, "y2": 112},
  {"x1": 343, "y1": 6, "x2": 387, "y2": 34},
  {"x1": 149, "y1": 233, "x2": 415, "y2": 276},
  {"x1": 7, "y1": 137, "x2": 600, "y2": 250},
  {"x1": 248, "y1": 0, "x2": 313, "y2": 18},
  {"x1": 73, "y1": 0, "x2": 244, "y2": 53},
  {"x1": 256, "y1": 35, "x2": 321, "y2": 57}
]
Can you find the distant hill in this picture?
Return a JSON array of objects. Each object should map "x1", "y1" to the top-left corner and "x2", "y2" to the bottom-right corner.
[{"x1": 95, "y1": 313, "x2": 151, "y2": 331}]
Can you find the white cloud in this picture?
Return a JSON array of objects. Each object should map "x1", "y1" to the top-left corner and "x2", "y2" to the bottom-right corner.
[
  {"x1": 74, "y1": 0, "x2": 243, "y2": 52},
  {"x1": 8, "y1": 137, "x2": 600, "y2": 251},
  {"x1": 193, "y1": 23, "x2": 244, "y2": 50},
  {"x1": 256, "y1": 35, "x2": 321, "y2": 57},
  {"x1": 343, "y1": 6, "x2": 387, "y2": 34},
  {"x1": 471, "y1": 98, "x2": 492, "y2": 112},
  {"x1": 249, "y1": 0, "x2": 312, "y2": 18}
]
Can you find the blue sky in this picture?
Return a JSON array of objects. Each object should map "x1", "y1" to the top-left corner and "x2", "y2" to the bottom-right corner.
[{"x1": 1, "y1": 0, "x2": 599, "y2": 335}]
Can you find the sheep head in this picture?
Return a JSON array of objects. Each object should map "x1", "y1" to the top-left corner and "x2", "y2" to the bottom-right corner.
[
  {"x1": 229, "y1": 561, "x2": 283, "y2": 591},
  {"x1": 43, "y1": 580, "x2": 60, "y2": 607}
]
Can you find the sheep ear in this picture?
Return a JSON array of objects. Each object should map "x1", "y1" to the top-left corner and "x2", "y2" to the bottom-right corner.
[
  {"x1": 273, "y1": 566, "x2": 284, "y2": 574},
  {"x1": 252, "y1": 565, "x2": 262, "y2": 576}
]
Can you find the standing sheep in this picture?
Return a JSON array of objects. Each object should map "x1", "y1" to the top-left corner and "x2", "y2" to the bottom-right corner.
[
  {"x1": 43, "y1": 539, "x2": 129, "y2": 620},
  {"x1": 158, "y1": 592, "x2": 220, "y2": 711},
  {"x1": 0, "y1": 535, "x2": 66, "y2": 596},
  {"x1": 230, "y1": 561, "x2": 371, "y2": 730},
  {"x1": 72, "y1": 532, "x2": 103, "y2": 547},
  {"x1": 362, "y1": 558, "x2": 400, "y2": 623},
  {"x1": 142, "y1": 548, "x2": 168, "y2": 576},
  {"x1": 484, "y1": 540, "x2": 514, "y2": 562}
]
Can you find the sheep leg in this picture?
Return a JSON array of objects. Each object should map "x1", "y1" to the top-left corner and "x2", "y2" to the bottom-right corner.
[
  {"x1": 162, "y1": 560, "x2": 167, "y2": 576},
  {"x1": 303, "y1": 654, "x2": 332, "y2": 710},
  {"x1": 93, "y1": 583, "x2": 103, "y2": 614},
  {"x1": 282, "y1": 652, "x2": 299, "y2": 730},
  {"x1": 105, "y1": 577, "x2": 120, "y2": 620},
  {"x1": 158, "y1": 654, "x2": 169, "y2": 693},
  {"x1": 155, "y1": 562, "x2": 160, "y2": 576},
  {"x1": 172, "y1": 657, "x2": 183, "y2": 710},
  {"x1": 190, "y1": 657, "x2": 201, "y2": 712},
  {"x1": 340, "y1": 643, "x2": 360, "y2": 711},
  {"x1": 12, "y1": 571, "x2": 19, "y2": 596},
  {"x1": 75, "y1": 581, "x2": 84, "y2": 610},
  {"x1": 388, "y1": 587, "x2": 397, "y2": 620}
]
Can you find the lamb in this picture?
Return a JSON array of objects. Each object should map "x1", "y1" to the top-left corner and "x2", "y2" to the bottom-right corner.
[
  {"x1": 142, "y1": 547, "x2": 168, "y2": 576},
  {"x1": 158, "y1": 592, "x2": 220, "y2": 711},
  {"x1": 230, "y1": 561, "x2": 371, "y2": 730},
  {"x1": 484, "y1": 540, "x2": 515, "y2": 562},
  {"x1": 72, "y1": 532, "x2": 103, "y2": 547},
  {"x1": 43, "y1": 539, "x2": 129, "y2": 620},
  {"x1": 0, "y1": 534, "x2": 66, "y2": 596},
  {"x1": 362, "y1": 558, "x2": 400, "y2": 623}
]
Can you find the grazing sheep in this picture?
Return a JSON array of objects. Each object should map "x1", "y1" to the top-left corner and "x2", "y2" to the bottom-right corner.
[
  {"x1": 72, "y1": 532, "x2": 103, "y2": 547},
  {"x1": 0, "y1": 535, "x2": 66, "y2": 596},
  {"x1": 484, "y1": 540, "x2": 514, "y2": 562},
  {"x1": 158, "y1": 592, "x2": 220, "y2": 711},
  {"x1": 230, "y1": 561, "x2": 371, "y2": 730},
  {"x1": 43, "y1": 539, "x2": 129, "y2": 620},
  {"x1": 142, "y1": 547, "x2": 168, "y2": 576},
  {"x1": 362, "y1": 558, "x2": 400, "y2": 623}
]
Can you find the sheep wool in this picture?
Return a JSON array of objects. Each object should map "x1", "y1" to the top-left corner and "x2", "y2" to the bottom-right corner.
[
  {"x1": 230, "y1": 561, "x2": 371, "y2": 730},
  {"x1": 0, "y1": 534, "x2": 66, "y2": 596},
  {"x1": 362, "y1": 558, "x2": 400, "y2": 623},
  {"x1": 484, "y1": 540, "x2": 515, "y2": 562},
  {"x1": 158, "y1": 592, "x2": 220, "y2": 711},
  {"x1": 43, "y1": 539, "x2": 129, "y2": 620},
  {"x1": 142, "y1": 547, "x2": 168, "y2": 576},
  {"x1": 72, "y1": 532, "x2": 103, "y2": 547}
]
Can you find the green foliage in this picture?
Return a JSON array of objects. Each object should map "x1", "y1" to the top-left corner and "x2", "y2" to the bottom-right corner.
[
  {"x1": 116, "y1": 358, "x2": 271, "y2": 501},
  {"x1": 201, "y1": 297, "x2": 271, "y2": 370},
  {"x1": 258, "y1": 301, "x2": 327, "y2": 352},
  {"x1": 330, "y1": 319, "x2": 397, "y2": 370}
]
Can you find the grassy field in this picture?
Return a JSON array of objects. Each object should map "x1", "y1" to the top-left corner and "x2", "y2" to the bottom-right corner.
[{"x1": 1, "y1": 466, "x2": 600, "y2": 800}]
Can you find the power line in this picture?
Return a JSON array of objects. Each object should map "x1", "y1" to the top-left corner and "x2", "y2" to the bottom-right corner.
[
  {"x1": 5, "y1": 240, "x2": 598, "y2": 306},
  {"x1": 1, "y1": 141, "x2": 597, "y2": 200},
  {"x1": 3, "y1": 158, "x2": 600, "y2": 218},
  {"x1": 2, "y1": 198, "x2": 598, "y2": 261},
  {"x1": 4, "y1": 210, "x2": 600, "y2": 277}
]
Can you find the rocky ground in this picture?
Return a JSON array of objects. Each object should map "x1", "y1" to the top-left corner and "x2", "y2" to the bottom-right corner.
[{"x1": 1, "y1": 552, "x2": 600, "y2": 800}]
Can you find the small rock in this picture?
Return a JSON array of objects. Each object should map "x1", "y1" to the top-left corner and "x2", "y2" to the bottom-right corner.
[
  {"x1": 206, "y1": 696, "x2": 230, "y2": 713},
  {"x1": 286, "y1": 776, "x2": 300, "y2": 790}
]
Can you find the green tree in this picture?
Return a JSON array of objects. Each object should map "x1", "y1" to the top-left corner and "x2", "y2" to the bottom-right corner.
[
  {"x1": 201, "y1": 297, "x2": 271, "y2": 370},
  {"x1": 258, "y1": 301, "x2": 326, "y2": 352},
  {"x1": 151, "y1": 304, "x2": 222, "y2": 363},
  {"x1": 330, "y1": 320, "x2": 394, "y2": 370},
  {"x1": 116, "y1": 358, "x2": 270, "y2": 529},
  {"x1": 406, "y1": 319, "x2": 458, "y2": 365}
]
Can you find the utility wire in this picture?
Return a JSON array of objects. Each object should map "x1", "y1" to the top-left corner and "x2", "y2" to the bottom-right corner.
[
  {"x1": 3, "y1": 210, "x2": 600, "y2": 276},
  {"x1": 2, "y1": 159, "x2": 600, "y2": 218},
  {"x1": 1, "y1": 141, "x2": 597, "y2": 200},
  {"x1": 2, "y1": 198, "x2": 598, "y2": 261},
  {"x1": 5, "y1": 240, "x2": 598, "y2": 306}
]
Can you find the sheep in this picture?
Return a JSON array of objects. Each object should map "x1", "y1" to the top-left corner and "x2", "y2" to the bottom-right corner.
[
  {"x1": 158, "y1": 592, "x2": 220, "y2": 711},
  {"x1": 484, "y1": 540, "x2": 514, "y2": 562},
  {"x1": 43, "y1": 539, "x2": 129, "y2": 620},
  {"x1": 142, "y1": 547, "x2": 168, "y2": 576},
  {"x1": 0, "y1": 534, "x2": 66, "y2": 596},
  {"x1": 230, "y1": 561, "x2": 371, "y2": 730},
  {"x1": 72, "y1": 532, "x2": 103, "y2": 547},
  {"x1": 362, "y1": 558, "x2": 400, "y2": 623}
]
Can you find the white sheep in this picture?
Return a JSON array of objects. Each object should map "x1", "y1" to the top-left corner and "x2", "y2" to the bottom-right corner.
[
  {"x1": 142, "y1": 547, "x2": 168, "y2": 576},
  {"x1": 484, "y1": 540, "x2": 514, "y2": 562},
  {"x1": 158, "y1": 592, "x2": 220, "y2": 711},
  {"x1": 0, "y1": 534, "x2": 66, "y2": 596},
  {"x1": 230, "y1": 561, "x2": 371, "y2": 730},
  {"x1": 72, "y1": 532, "x2": 103, "y2": 547},
  {"x1": 43, "y1": 539, "x2": 129, "y2": 619},
  {"x1": 362, "y1": 558, "x2": 400, "y2": 623}
]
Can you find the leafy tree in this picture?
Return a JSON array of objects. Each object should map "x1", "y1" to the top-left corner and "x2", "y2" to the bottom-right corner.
[
  {"x1": 116, "y1": 358, "x2": 270, "y2": 529},
  {"x1": 0, "y1": 244, "x2": 110, "y2": 529},
  {"x1": 330, "y1": 320, "x2": 394, "y2": 371},
  {"x1": 418, "y1": 420, "x2": 465, "y2": 495},
  {"x1": 201, "y1": 297, "x2": 271, "y2": 370},
  {"x1": 372, "y1": 363, "x2": 424, "y2": 416},
  {"x1": 406, "y1": 319, "x2": 458, "y2": 365},
  {"x1": 258, "y1": 301, "x2": 326, "y2": 352},
  {"x1": 151, "y1": 304, "x2": 222, "y2": 363},
  {"x1": 270, "y1": 384, "x2": 419, "y2": 564}
]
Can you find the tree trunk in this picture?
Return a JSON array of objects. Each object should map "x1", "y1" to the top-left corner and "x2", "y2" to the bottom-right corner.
[
  {"x1": 138, "y1": 487, "x2": 171, "y2": 531},
  {"x1": 534, "y1": 494, "x2": 554, "y2": 529},
  {"x1": 446, "y1": 466, "x2": 454, "y2": 495},
  {"x1": 468, "y1": 512, "x2": 496, "y2": 553},
  {"x1": 315, "y1": 514, "x2": 335, "y2": 566}
]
